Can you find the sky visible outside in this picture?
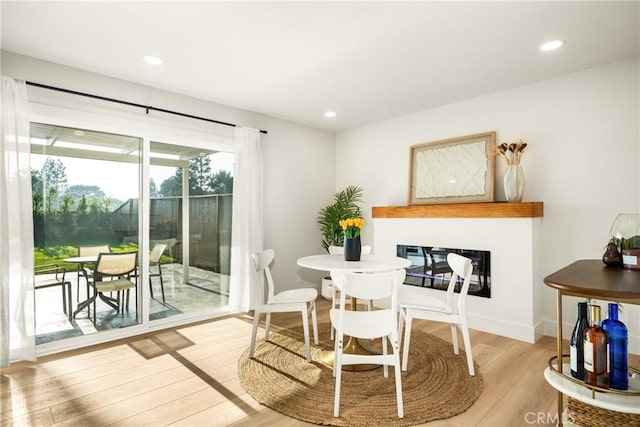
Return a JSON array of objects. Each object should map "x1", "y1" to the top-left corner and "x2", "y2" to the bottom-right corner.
[{"x1": 31, "y1": 152, "x2": 235, "y2": 201}]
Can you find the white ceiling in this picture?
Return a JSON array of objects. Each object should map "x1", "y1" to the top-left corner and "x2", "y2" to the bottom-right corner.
[{"x1": 2, "y1": 1, "x2": 639, "y2": 132}]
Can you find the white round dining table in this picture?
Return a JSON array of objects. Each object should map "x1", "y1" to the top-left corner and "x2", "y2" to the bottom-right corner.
[{"x1": 296, "y1": 253, "x2": 411, "y2": 272}]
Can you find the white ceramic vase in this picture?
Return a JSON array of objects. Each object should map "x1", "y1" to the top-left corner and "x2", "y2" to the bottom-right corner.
[{"x1": 504, "y1": 163, "x2": 525, "y2": 202}]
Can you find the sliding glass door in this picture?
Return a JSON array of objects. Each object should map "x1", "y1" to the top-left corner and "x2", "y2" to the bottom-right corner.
[
  {"x1": 30, "y1": 123, "x2": 142, "y2": 343},
  {"x1": 145, "y1": 141, "x2": 233, "y2": 322},
  {"x1": 30, "y1": 123, "x2": 234, "y2": 345}
]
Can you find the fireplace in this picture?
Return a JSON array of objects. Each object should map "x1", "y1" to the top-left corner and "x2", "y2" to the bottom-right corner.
[{"x1": 397, "y1": 244, "x2": 491, "y2": 298}]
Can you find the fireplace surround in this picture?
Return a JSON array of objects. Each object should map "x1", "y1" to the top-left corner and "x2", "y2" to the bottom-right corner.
[{"x1": 373, "y1": 202, "x2": 543, "y2": 343}]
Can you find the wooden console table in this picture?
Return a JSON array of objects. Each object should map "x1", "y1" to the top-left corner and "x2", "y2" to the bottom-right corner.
[{"x1": 543, "y1": 260, "x2": 640, "y2": 426}]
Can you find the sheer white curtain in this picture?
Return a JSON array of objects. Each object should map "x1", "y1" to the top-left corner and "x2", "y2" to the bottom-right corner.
[
  {"x1": 230, "y1": 126, "x2": 263, "y2": 311},
  {"x1": 0, "y1": 76, "x2": 35, "y2": 367}
]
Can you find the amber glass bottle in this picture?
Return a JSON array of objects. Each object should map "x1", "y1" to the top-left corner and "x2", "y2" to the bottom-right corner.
[{"x1": 583, "y1": 305, "x2": 609, "y2": 388}]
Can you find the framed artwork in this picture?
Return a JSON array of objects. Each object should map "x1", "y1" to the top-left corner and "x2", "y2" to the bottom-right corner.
[{"x1": 408, "y1": 131, "x2": 495, "y2": 205}]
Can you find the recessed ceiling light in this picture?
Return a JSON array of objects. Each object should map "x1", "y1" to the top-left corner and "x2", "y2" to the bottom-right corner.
[
  {"x1": 143, "y1": 55, "x2": 163, "y2": 65},
  {"x1": 540, "y1": 40, "x2": 565, "y2": 52},
  {"x1": 324, "y1": 111, "x2": 337, "y2": 118}
]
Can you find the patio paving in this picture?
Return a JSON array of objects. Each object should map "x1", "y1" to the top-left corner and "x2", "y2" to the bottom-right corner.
[{"x1": 35, "y1": 263, "x2": 230, "y2": 344}]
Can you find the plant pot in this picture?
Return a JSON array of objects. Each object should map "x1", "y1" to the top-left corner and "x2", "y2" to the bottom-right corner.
[
  {"x1": 321, "y1": 277, "x2": 333, "y2": 300},
  {"x1": 344, "y1": 236, "x2": 361, "y2": 261}
]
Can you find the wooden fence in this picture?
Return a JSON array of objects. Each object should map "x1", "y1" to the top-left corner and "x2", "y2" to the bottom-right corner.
[{"x1": 113, "y1": 194, "x2": 232, "y2": 274}]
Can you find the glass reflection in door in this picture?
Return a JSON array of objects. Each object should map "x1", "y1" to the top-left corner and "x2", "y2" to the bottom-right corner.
[{"x1": 147, "y1": 141, "x2": 233, "y2": 320}]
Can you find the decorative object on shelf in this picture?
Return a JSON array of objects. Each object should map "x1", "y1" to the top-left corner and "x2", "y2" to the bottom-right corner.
[
  {"x1": 340, "y1": 218, "x2": 364, "y2": 261},
  {"x1": 602, "y1": 303, "x2": 628, "y2": 391},
  {"x1": 610, "y1": 213, "x2": 640, "y2": 270},
  {"x1": 602, "y1": 239, "x2": 623, "y2": 268},
  {"x1": 408, "y1": 131, "x2": 496, "y2": 205},
  {"x1": 584, "y1": 304, "x2": 609, "y2": 389},
  {"x1": 570, "y1": 302, "x2": 589, "y2": 381},
  {"x1": 497, "y1": 139, "x2": 527, "y2": 202},
  {"x1": 503, "y1": 164, "x2": 525, "y2": 202}
]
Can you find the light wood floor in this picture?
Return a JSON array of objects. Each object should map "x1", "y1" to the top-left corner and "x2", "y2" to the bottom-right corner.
[{"x1": 2, "y1": 298, "x2": 634, "y2": 427}]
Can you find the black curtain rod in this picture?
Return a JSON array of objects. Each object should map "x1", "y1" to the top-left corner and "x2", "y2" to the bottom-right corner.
[{"x1": 26, "y1": 81, "x2": 268, "y2": 134}]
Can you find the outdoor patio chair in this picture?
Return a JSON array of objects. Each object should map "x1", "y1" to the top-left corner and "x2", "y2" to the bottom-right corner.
[
  {"x1": 132, "y1": 243, "x2": 168, "y2": 302},
  {"x1": 88, "y1": 252, "x2": 138, "y2": 325},
  {"x1": 34, "y1": 263, "x2": 72, "y2": 320},
  {"x1": 77, "y1": 244, "x2": 110, "y2": 297}
]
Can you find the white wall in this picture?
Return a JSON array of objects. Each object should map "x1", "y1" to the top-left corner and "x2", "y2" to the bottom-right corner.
[
  {"x1": 336, "y1": 57, "x2": 640, "y2": 352},
  {"x1": 1, "y1": 51, "x2": 336, "y2": 293}
]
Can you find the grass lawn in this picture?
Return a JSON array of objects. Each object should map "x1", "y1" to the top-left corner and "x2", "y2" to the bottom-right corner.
[{"x1": 35, "y1": 243, "x2": 140, "y2": 272}]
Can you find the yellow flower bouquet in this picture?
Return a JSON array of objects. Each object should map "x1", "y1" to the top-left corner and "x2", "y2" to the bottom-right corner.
[{"x1": 339, "y1": 217, "x2": 365, "y2": 240}]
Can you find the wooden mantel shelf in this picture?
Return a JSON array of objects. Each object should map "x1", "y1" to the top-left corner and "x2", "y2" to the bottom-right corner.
[{"x1": 372, "y1": 202, "x2": 544, "y2": 218}]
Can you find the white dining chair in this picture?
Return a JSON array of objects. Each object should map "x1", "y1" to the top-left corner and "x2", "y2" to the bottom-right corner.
[
  {"x1": 250, "y1": 249, "x2": 319, "y2": 362},
  {"x1": 398, "y1": 252, "x2": 476, "y2": 376},
  {"x1": 330, "y1": 268, "x2": 406, "y2": 418},
  {"x1": 328, "y1": 244, "x2": 372, "y2": 340}
]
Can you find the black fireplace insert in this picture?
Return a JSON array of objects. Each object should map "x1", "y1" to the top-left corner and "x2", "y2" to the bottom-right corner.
[{"x1": 397, "y1": 244, "x2": 491, "y2": 298}]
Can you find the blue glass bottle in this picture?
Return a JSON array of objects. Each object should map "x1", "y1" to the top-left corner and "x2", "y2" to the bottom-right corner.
[{"x1": 602, "y1": 303, "x2": 628, "y2": 390}]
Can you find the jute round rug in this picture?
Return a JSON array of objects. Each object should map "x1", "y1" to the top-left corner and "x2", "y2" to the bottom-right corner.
[{"x1": 237, "y1": 322, "x2": 483, "y2": 426}]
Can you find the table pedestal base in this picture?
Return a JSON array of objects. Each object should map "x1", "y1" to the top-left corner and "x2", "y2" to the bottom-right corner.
[{"x1": 321, "y1": 336, "x2": 380, "y2": 371}]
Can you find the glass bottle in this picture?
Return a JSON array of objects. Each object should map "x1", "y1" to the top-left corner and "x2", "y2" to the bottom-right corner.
[
  {"x1": 584, "y1": 304, "x2": 608, "y2": 388},
  {"x1": 602, "y1": 303, "x2": 628, "y2": 390},
  {"x1": 570, "y1": 302, "x2": 589, "y2": 380}
]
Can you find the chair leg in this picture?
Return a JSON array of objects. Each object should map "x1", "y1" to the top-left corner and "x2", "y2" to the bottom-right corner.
[
  {"x1": 393, "y1": 340, "x2": 404, "y2": 418},
  {"x1": 397, "y1": 312, "x2": 404, "y2": 350},
  {"x1": 159, "y1": 264, "x2": 165, "y2": 302},
  {"x1": 461, "y1": 324, "x2": 475, "y2": 376},
  {"x1": 93, "y1": 290, "x2": 97, "y2": 325},
  {"x1": 264, "y1": 313, "x2": 271, "y2": 340},
  {"x1": 249, "y1": 310, "x2": 260, "y2": 358},
  {"x1": 65, "y1": 281, "x2": 72, "y2": 321},
  {"x1": 61, "y1": 284, "x2": 67, "y2": 314},
  {"x1": 334, "y1": 335, "x2": 343, "y2": 417},
  {"x1": 301, "y1": 309, "x2": 311, "y2": 362},
  {"x1": 310, "y1": 301, "x2": 319, "y2": 345},
  {"x1": 382, "y1": 336, "x2": 388, "y2": 377},
  {"x1": 450, "y1": 324, "x2": 459, "y2": 354},
  {"x1": 401, "y1": 315, "x2": 412, "y2": 371},
  {"x1": 333, "y1": 333, "x2": 339, "y2": 378},
  {"x1": 331, "y1": 287, "x2": 337, "y2": 340}
]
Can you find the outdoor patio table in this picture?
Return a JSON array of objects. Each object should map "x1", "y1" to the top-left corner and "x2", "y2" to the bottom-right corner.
[{"x1": 63, "y1": 255, "x2": 98, "y2": 319}]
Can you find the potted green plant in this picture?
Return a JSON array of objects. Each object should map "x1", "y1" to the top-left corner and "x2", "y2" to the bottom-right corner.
[
  {"x1": 317, "y1": 185, "x2": 364, "y2": 252},
  {"x1": 317, "y1": 185, "x2": 364, "y2": 298}
]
